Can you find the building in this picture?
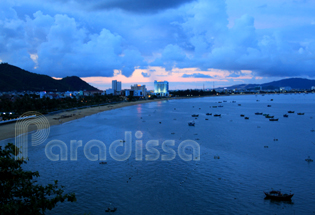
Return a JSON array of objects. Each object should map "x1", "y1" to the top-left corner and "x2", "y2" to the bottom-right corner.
[
  {"x1": 131, "y1": 84, "x2": 147, "y2": 97},
  {"x1": 83, "y1": 91, "x2": 102, "y2": 96},
  {"x1": 40, "y1": 91, "x2": 46, "y2": 99},
  {"x1": 106, "y1": 89, "x2": 114, "y2": 95},
  {"x1": 154, "y1": 80, "x2": 169, "y2": 96},
  {"x1": 112, "y1": 80, "x2": 122, "y2": 95},
  {"x1": 280, "y1": 86, "x2": 292, "y2": 92}
]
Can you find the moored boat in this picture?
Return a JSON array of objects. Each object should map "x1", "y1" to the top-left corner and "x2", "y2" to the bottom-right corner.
[
  {"x1": 269, "y1": 118, "x2": 279, "y2": 121},
  {"x1": 264, "y1": 190, "x2": 294, "y2": 201},
  {"x1": 297, "y1": 113, "x2": 305, "y2": 115},
  {"x1": 288, "y1": 111, "x2": 294, "y2": 113},
  {"x1": 265, "y1": 115, "x2": 274, "y2": 118},
  {"x1": 305, "y1": 156, "x2": 313, "y2": 162},
  {"x1": 255, "y1": 112, "x2": 263, "y2": 115},
  {"x1": 188, "y1": 122, "x2": 195, "y2": 126}
]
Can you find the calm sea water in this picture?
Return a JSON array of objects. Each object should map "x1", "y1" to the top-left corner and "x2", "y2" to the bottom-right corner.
[{"x1": 1, "y1": 94, "x2": 315, "y2": 215}]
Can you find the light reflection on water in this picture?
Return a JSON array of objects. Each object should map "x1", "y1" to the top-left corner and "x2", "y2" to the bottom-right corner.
[{"x1": 1, "y1": 94, "x2": 315, "y2": 215}]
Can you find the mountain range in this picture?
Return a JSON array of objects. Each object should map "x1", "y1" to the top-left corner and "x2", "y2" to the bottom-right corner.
[
  {"x1": 219, "y1": 78, "x2": 315, "y2": 90},
  {"x1": 0, "y1": 63, "x2": 98, "y2": 92},
  {"x1": 1, "y1": 63, "x2": 315, "y2": 91}
]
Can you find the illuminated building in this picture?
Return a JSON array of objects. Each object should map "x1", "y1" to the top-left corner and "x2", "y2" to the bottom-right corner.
[
  {"x1": 131, "y1": 84, "x2": 147, "y2": 97},
  {"x1": 154, "y1": 80, "x2": 169, "y2": 96}
]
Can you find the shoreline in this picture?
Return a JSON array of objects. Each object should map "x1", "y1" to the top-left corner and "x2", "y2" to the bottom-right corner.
[
  {"x1": 0, "y1": 93, "x2": 254, "y2": 142},
  {"x1": 0, "y1": 96, "x2": 205, "y2": 142}
]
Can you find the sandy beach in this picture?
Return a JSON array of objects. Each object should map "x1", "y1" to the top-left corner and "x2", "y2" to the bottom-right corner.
[{"x1": 0, "y1": 97, "x2": 183, "y2": 142}]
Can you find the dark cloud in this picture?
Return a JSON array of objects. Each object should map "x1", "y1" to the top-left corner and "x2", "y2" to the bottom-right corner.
[
  {"x1": 182, "y1": 73, "x2": 212, "y2": 78},
  {"x1": 227, "y1": 71, "x2": 244, "y2": 78},
  {"x1": 90, "y1": 0, "x2": 195, "y2": 13},
  {"x1": 141, "y1": 72, "x2": 150, "y2": 77},
  {"x1": 1, "y1": 0, "x2": 315, "y2": 80}
]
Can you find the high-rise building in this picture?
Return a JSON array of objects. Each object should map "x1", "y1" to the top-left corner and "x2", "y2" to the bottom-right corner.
[
  {"x1": 112, "y1": 80, "x2": 121, "y2": 95},
  {"x1": 131, "y1": 84, "x2": 147, "y2": 97},
  {"x1": 154, "y1": 81, "x2": 169, "y2": 96}
]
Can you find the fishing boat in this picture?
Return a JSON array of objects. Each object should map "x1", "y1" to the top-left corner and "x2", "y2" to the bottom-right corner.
[
  {"x1": 269, "y1": 118, "x2": 279, "y2": 121},
  {"x1": 265, "y1": 115, "x2": 274, "y2": 118},
  {"x1": 264, "y1": 190, "x2": 294, "y2": 201},
  {"x1": 99, "y1": 161, "x2": 107, "y2": 164},
  {"x1": 188, "y1": 122, "x2": 195, "y2": 126},
  {"x1": 305, "y1": 156, "x2": 313, "y2": 162}
]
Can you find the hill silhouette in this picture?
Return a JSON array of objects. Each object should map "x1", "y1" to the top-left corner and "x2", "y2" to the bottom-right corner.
[
  {"x1": 0, "y1": 63, "x2": 98, "y2": 91},
  {"x1": 224, "y1": 78, "x2": 315, "y2": 90}
]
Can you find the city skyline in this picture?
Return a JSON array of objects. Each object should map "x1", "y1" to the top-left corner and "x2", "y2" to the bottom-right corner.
[{"x1": 1, "y1": 0, "x2": 315, "y2": 89}]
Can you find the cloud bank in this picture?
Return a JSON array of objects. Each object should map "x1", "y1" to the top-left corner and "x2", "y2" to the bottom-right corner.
[{"x1": 0, "y1": 0, "x2": 315, "y2": 79}]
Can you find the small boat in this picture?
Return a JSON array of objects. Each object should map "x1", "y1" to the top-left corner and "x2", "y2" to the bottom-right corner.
[
  {"x1": 238, "y1": 104, "x2": 241, "y2": 106},
  {"x1": 188, "y1": 122, "x2": 195, "y2": 126},
  {"x1": 206, "y1": 113, "x2": 212, "y2": 116},
  {"x1": 297, "y1": 113, "x2": 305, "y2": 115},
  {"x1": 265, "y1": 115, "x2": 274, "y2": 118},
  {"x1": 232, "y1": 101, "x2": 236, "y2": 103},
  {"x1": 283, "y1": 114, "x2": 289, "y2": 117},
  {"x1": 270, "y1": 99, "x2": 273, "y2": 101},
  {"x1": 245, "y1": 117, "x2": 249, "y2": 120},
  {"x1": 212, "y1": 106, "x2": 218, "y2": 108},
  {"x1": 305, "y1": 156, "x2": 313, "y2": 162},
  {"x1": 267, "y1": 105, "x2": 272, "y2": 107},
  {"x1": 269, "y1": 118, "x2": 279, "y2": 121},
  {"x1": 205, "y1": 118, "x2": 209, "y2": 120},
  {"x1": 192, "y1": 114, "x2": 199, "y2": 117},
  {"x1": 99, "y1": 161, "x2": 107, "y2": 164},
  {"x1": 264, "y1": 190, "x2": 294, "y2": 201},
  {"x1": 240, "y1": 114, "x2": 245, "y2": 117},
  {"x1": 288, "y1": 111, "x2": 295, "y2": 113},
  {"x1": 213, "y1": 114, "x2": 221, "y2": 117},
  {"x1": 255, "y1": 112, "x2": 263, "y2": 115},
  {"x1": 218, "y1": 105, "x2": 223, "y2": 108}
]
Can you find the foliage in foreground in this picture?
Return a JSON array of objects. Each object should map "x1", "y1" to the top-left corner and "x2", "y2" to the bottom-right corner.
[{"x1": 0, "y1": 143, "x2": 76, "y2": 215}]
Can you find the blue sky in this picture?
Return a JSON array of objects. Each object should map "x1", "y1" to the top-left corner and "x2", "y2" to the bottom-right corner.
[{"x1": 1, "y1": 0, "x2": 315, "y2": 90}]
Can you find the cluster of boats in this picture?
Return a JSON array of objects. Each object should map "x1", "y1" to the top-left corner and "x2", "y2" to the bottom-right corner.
[{"x1": 187, "y1": 102, "x2": 306, "y2": 126}]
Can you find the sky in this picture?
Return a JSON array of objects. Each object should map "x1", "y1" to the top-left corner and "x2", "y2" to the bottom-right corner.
[{"x1": 1, "y1": 0, "x2": 315, "y2": 90}]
